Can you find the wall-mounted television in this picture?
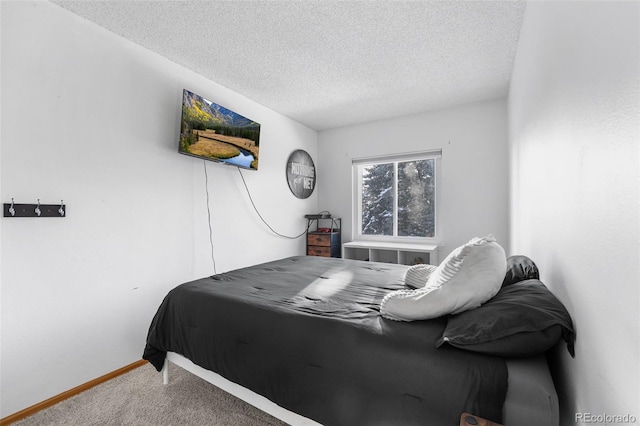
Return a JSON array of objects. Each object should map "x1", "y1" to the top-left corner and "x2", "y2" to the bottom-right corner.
[{"x1": 178, "y1": 89, "x2": 261, "y2": 170}]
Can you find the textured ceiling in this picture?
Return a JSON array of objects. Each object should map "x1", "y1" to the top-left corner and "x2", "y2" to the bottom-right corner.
[{"x1": 52, "y1": 0, "x2": 526, "y2": 131}]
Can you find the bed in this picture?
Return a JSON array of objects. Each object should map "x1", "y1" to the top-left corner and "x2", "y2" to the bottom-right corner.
[{"x1": 143, "y1": 252, "x2": 574, "y2": 426}]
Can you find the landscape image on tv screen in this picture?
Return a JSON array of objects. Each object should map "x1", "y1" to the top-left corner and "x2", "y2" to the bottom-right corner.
[{"x1": 179, "y1": 89, "x2": 261, "y2": 170}]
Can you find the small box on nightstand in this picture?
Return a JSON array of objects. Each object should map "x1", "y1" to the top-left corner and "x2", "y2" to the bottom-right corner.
[{"x1": 460, "y1": 413, "x2": 502, "y2": 426}]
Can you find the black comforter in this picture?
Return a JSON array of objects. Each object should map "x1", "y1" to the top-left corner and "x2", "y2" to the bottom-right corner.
[{"x1": 143, "y1": 256, "x2": 507, "y2": 425}]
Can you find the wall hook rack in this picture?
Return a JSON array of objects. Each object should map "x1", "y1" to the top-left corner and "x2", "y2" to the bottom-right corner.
[{"x1": 3, "y1": 199, "x2": 67, "y2": 218}]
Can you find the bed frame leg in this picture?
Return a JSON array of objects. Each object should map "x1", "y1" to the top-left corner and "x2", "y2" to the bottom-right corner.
[{"x1": 162, "y1": 358, "x2": 169, "y2": 385}]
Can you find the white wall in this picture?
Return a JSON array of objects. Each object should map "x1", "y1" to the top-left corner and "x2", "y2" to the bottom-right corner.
[
  {"x1": 0, "y1": 1, "x2": 317, "y2": 417},
  {"x1": 509, "y1": 1, "x2": 639, "y2": 424},
  {"x1": 317, "y1": 98, "x2": 509, "y2": 258}
]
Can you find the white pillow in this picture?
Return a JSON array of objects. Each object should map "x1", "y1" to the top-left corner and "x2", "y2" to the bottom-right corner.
[
  {"x1": 404, "y1": 264, "x2": 439, "y2": 289},
  {"x1": 380, "y1": 235, "x2": 506, "y2": 321}
]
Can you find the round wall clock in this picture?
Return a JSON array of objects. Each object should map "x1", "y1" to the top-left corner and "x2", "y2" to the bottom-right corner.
[{"x1": 286, "y1": 149, "x2": 316, "y2": 199}]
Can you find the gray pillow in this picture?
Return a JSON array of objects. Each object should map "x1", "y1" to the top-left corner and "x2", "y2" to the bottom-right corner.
[
  {"x1": 502, "y1": 255, "x2": 539, "y2": 287},
  {"x1": 436, "y1": 279, "x2": 575, "y2": 358}
]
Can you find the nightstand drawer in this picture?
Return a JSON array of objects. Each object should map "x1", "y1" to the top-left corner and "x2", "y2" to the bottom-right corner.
[
  {"x1": 307, "y1": 246, "x2": 332, "y2": 257},
  {"x1": 307, "y1": 233, "x2": 334, "y2": 247}
]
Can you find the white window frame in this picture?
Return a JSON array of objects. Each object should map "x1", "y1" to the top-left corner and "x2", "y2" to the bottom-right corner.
[{"x1": 352, "y1": 150, "x2": 441, "y2": 243}]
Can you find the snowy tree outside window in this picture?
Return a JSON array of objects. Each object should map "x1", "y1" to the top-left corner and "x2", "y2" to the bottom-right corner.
[{"x1": 354, "y1": 151, "x2": 439, "y2": 241}]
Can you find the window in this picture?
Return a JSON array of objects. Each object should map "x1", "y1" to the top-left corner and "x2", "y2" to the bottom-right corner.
[{"x1": 353, "y1": 150, "x2": 440, "y2": 241}]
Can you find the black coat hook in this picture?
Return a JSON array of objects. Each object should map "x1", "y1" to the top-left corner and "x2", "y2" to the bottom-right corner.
[{"x1": 3, "y1": 199, "x2": 68, "y2": 218}]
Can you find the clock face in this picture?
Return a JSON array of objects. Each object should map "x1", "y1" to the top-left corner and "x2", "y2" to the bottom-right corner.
[{"x1": 286, "y1": 150, "x2": 316, "y2": 199}]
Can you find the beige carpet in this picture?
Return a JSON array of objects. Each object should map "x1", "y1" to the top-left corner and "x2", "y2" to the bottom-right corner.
[{"x1": 15, "y1": 362, "x2": 288, "y2": 426}]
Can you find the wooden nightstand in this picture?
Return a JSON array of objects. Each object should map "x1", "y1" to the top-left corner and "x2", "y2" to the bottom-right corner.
[
  {"x1": 460, "y1": 413, "x2": 502, "y2": 426},
  {"x1": 306, "y1": 217, "x2": 341, "y2": 258}
]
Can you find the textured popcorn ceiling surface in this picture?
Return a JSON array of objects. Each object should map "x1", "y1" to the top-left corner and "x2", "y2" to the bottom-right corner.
[{"x1": 53, "y1": 1, "x2": 526, "y2": 131}]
